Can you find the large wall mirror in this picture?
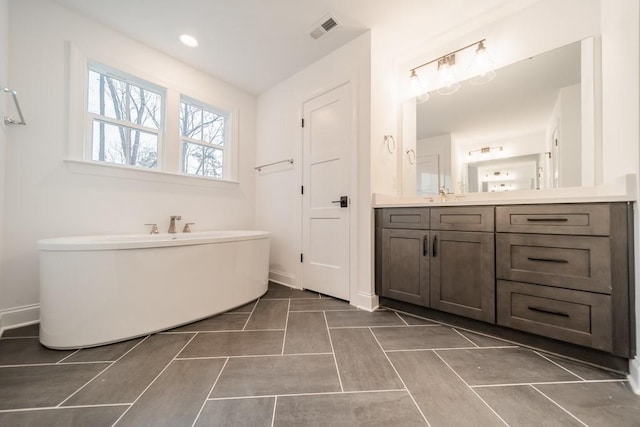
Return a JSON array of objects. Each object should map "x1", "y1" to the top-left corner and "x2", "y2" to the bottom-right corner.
[{"x1": 403, "y1": 38, "x2": 598, "y2": 196}]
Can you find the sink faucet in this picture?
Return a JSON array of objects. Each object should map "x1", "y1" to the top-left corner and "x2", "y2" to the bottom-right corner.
[
  {"x1": 439, "y1": 186, "x2": 447, "y2": 202},
  {"x1": 168, "y1": 215, "x2": 181, "y2": 233}
]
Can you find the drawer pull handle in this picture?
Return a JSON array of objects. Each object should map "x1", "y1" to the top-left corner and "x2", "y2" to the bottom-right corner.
[
  {"x1": 526, "y1": 218, "x2": 569, "y2": 222},
  {"x1": 423, "y1": 235, "x2": 428, "y2": 256},
  {"x1": 528, "y1": 306, "x2": 570, "y2": 317},
  {"x1": 527, "y1": 257, "x2": 569, "y2": 264}
]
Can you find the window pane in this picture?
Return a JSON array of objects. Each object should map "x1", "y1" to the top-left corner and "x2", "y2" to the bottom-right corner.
[
  {"x1": 182, "y1": 141, "x2": 222, "y2": 178},
  {"x1": 130, "y1": 85, "x2": 161, "y2": 130},
  {"x1": 130, "y1": 129, "x2": 158, "y2": 168},
  {"x1": 202, "y1": 110, "x2": 225, "y2": 145},
  {"x1": 92, "y1": 120, "x2": 157, "y2": 169},
  {"x1": 88, "y1": 71, "x2": 126, "y2": 120},
  {"x1": 179, "y1": 102, "x2": 202, "y2": 139},
  {"x1": 87, "y1": 70, "x2": 102, "y2": 115}
]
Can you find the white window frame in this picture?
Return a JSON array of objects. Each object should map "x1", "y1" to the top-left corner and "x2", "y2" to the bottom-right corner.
[
  {"x1": 179, "y1": 96, "x2": 232, "y2": 180},
  {"x1": 85, "y1": 62, "x2": 166, "y2": 170},
  {"x1": 66, "y1": 44, "x2": 240, "y2": 187}
]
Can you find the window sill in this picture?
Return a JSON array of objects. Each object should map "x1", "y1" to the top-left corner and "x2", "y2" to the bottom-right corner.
[{"x1": 64, "y1": 159, "x2": 240, "y2": 188}]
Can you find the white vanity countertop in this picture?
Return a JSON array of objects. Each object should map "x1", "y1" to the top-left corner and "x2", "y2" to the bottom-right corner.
[{"x1": 373, "y1": 174, "x2": 637, "y2": 207}]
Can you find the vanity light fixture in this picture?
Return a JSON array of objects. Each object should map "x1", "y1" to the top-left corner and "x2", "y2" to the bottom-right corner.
[
  {"x1": 179, "y1": 34, "x2": 198, "y2": 47},
  {"x1": 408, "y1": 39, "x2": 494, "y2": 100},
  {"x1": 436, "y1": 55, "x2": 460, "y2": 95},
  {"x1": 409, "y1": 69, "x2": 429, "y2": 102},
  {"x1": 468, "y1": 41, "x2": 496, "y2": 85},
  {"x1": 468, "y1": 145, "x2": 503, "y2": 156}
]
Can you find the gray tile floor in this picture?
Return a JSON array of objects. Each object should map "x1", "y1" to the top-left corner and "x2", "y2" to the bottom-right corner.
[{"x1": 0, "y1": 282, "x2": 638, "y2": 426}]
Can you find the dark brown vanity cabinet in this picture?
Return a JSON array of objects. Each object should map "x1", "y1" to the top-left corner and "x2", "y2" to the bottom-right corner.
[
  {"x1": 376, "y1": 202, "x2": 633, "y2": 359},
  {"x1": 377, "y1": 206, "x2": 495, "y2": 322},
  {"x1": 379, "y1": 209, "x2": 430, "y2": 306},
  {"x1": 381, "y1": 228, "x2": 430, "y2": 306},
  {"x1": 496, "y1": 203, "x2": 632, "y2": 357},
  {"x1": 430, "y1": 207, "x2": 495, "y2": 322}
]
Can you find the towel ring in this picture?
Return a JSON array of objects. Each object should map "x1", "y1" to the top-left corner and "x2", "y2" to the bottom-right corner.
[
  {"x1": 406, "y1": 149, "x2": 416, "y2": 165},
  {"x1": 384, "y1": 135, "x2": 396, "y2": 154}
]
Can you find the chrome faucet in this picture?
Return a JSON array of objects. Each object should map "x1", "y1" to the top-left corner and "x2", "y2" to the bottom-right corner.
[{"x1": 168, "y1": 215, "x2": 181, "y2": 233}]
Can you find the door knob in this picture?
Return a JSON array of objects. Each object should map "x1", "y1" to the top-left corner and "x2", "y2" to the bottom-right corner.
[{"x1": 331, "y1": 195, "x2": 349, "y2": 208}]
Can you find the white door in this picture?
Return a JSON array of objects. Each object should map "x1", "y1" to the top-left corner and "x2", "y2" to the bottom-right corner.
[
  {"x1": 416, "y1": 154, "x2": 440, "y2": 195},
  {"x1": 301, "y1": 83, "x2": 352, "y2": 300}
]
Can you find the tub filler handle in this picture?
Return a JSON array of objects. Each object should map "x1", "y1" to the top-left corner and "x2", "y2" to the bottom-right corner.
[
  {"x1": 144, "y1": 223, "x2": 159, "y2": 234},
  {"x1": 183, "y1": 223, "x2": 195, "y2": 233}
]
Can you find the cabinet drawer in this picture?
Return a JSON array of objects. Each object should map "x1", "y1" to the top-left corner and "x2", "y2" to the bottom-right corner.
[
  {"x1": 496, "y1": 204, "x2": 610, "y2": 235},
  {"x1": 497, "y1": 280, "x2": 612, "y2": 352},
  {"x1": 382, "y1": 208, "x2": 429, "y2": 229},
  {"x1": 431, "y1": 206, "x2": 494, "y2": 232},
  {"x1": 496, "y1": 233, "x2": 611, "y2": 294}
]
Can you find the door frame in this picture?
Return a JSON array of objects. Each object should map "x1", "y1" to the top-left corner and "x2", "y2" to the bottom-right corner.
[{"x1": 296, "y1": 79, "x2": 359, "y2": 303}]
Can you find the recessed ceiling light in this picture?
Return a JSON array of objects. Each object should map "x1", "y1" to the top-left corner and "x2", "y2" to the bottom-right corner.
[{"x1": 179, "y1": 34, "x2": 198, "y2": 47}]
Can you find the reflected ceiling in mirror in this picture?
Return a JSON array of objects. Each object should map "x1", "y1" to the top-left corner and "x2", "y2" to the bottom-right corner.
[
  {"x1": 417, "y1": 42, "x2": 580, "y2": 140},
  {"x1": 413, "y1": 40, "x2": 588, "y2": 194}
]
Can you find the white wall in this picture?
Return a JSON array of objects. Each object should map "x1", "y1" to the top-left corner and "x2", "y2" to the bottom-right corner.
[
  {"x1": 255, "y1": 32, "x2": 373, "y2": 308},
  {"x1": 558, "y1": 84, "x2": 582, "y2": 187},
  {"x1": 0, "y1": 0, "x2": 8, "y2": 323},
  {"x1": 599, "y1": 0, "x2": 640, "y2": 386},
  {"x1": 0, "y1": 0, "x2": 257, "y2": 317}
]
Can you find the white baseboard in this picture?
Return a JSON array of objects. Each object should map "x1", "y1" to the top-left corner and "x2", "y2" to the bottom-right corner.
[
  {"x1": 0, "y1": 304, "x2": 40, "y2": 336},
  {"x1": 353, "y1": 291, "x2": 379, "y2": 312},
  {"x1": 629, "y1": 357, "x2": 640, "y2": 395},
  {"x1": 269, "y1": 270, "x2": 298, "y2": 288}
]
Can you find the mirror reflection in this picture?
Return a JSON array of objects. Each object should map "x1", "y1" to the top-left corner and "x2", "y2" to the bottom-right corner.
[{"x1": 413, "y1": 40, "x2": 588, "y2": 195}]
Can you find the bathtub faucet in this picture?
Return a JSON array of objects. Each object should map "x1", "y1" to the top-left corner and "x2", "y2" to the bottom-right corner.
[{"x1": 168, "y1": 215, "x2": 182, "y2": 233}]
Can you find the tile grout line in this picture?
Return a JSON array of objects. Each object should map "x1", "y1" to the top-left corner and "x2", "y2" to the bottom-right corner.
[
  {"x1": 386, "y1": 308, "x2": 444, "y2": 326},
  {"x1": 530, "y1": 384, "x2": 589, "y2": 427},
  {"x1": 204, "y1": 328, "x2": 284, "y2": 334},
  {"x1": 470, "y1": 379, "x2": 629, "y2": 388},
  {"x1": 205, "y1": 388, "x2": 411, "y2": 402},
  {"x1": 533, "y1": 350, "x2": 586, "y2": 381},
  {"x1": 57, "y1": 335, "x2": 152, "y2": 408},
  {"x1": 55, "y1": 349, "x2": 81, "y2": 364},
  {"x1": 0, "y1": 403, "x2": 131, "y2": 414},
  {"x1": 396, "y1": 311, "x2": 410, "y2": 326},
  {"x1": 323, "y1": 311, "x2": 344, "y2": 393},
  {"x1": 281, "y1": 299, "x2": 291, "y2": 355},
  {"x1": 56, "y1": 348, "x2": 81, "y2": 365},
  {"x1": 432, "y1": 350, "x2": 510, "y2": 427},
  {"x1": 176, "y1": 352, "x2": 334, "y2": 361},
  {"x1": 270, "y1": 395, "x2": 278, "y2": 427},
  {"x1": 242, "y1": 300, "x2": 259, "y2": 331},
  {"x1": 110, "y1": 333, "x2": 199, "y2": 426},
  {"x1": 386, "y1": 307, "x2": 518, "y2": 344},
  {"x1": 190, "y1": 357, "x2": 229, "y2": 427},
  {"x1": 0, "y1": 360, "x2": 116, "y2": 368},
  {"x1": 328, "y1": 325, "x2": 439, "y2": 329},
  {"x1": 453, "y1": 328, "x2": 480, "y2": 348},
  {"x1": 384, "y1": 346, "x2": 515, "y2": 353},
  {"x1": 289, "y1": 309, "x2": 357, "y2": 313},
  {"x1": 368, "y1": 326, "x2": 432, "y2": 427}
]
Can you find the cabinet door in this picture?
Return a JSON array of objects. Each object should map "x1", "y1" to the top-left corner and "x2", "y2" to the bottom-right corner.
[
  {"x1": 381, "y1": 229, "x2": 430, "y2": 306},
  {"x1": 430, "y1": 231, "x2": 495, "y2": 322}
]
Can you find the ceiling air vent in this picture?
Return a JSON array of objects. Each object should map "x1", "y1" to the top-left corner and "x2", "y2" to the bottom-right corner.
[{"x1": 309, "y1": 14, "x2": 340, "y2": 39}]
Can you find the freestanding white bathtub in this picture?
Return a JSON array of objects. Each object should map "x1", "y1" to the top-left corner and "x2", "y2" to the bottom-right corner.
[{"x1": 38, "y1": 230, "x2": 270, "y2": 349}]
